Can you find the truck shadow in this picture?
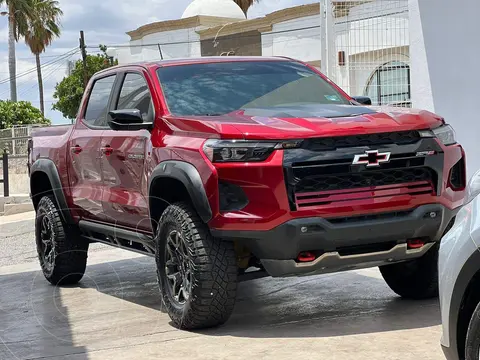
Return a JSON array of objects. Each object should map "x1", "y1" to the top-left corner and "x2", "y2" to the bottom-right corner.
[
  {"x1": 0, "y1": 254, "x2": 441, "y2": 360},
  {"x1": 77, "y1": 256, "x2": 441, "y2": 339},
  {"x1": 0, "y1": 268, "x2": 89, "y2": 360}
]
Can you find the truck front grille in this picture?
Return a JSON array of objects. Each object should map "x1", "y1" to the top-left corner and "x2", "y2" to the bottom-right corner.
[
  {"x1": 285, "y1": 155, "x2": 438, "y2": 211},
  {"x1": 294, "y1": 167, "x2": 434, "y2": 193},
  {"x1": 304, "y1": 130, "x2": 420, "y2": 151},
  {"x1": 295, "y1": 180, "x2": 435, "y2": 208}
]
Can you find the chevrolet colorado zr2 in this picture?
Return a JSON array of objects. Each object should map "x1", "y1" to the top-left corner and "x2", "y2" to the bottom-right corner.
[{"x1": 28, "y1": 57, "x2": 466, "y2": 330}]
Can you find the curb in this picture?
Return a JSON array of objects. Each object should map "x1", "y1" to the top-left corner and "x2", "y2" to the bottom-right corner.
[
  {"x1": 2, "y1": 203, "x2": 34, "y2": 216},
  {"x1": 0, "y1": 195, "x2": 33, "y2": 216}
]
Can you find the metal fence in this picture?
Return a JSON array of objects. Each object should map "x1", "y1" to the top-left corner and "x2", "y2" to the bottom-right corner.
[
  {"x1": 0, "y1": 125, "x2": 39, "y2": 156},
  {"x1": 322, "y1": 0, "x2": 410, "y2": 106},
  {"x1": 0, "y1": 151, "x2": 9, "y2": 197}
]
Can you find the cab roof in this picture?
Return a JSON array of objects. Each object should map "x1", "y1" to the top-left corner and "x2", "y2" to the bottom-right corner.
[{"x1": 96, "y1": 56, "x2": 296, "y2": 75}]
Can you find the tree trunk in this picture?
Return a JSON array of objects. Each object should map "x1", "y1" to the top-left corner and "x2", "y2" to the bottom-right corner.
[
  {"x1": 8, "y1": 8, "x2": 17, "y2": 102},
  {"x1": 36, "y1": 53, "x2": 44, "y2": 115}
]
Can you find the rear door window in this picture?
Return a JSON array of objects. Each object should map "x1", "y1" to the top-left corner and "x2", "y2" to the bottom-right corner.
[{"x1": 84, "y1": 75, "x2": 116, "y2": 127}]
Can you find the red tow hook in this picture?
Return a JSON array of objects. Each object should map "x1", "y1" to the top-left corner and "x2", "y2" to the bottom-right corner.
[
  {"x1": 297, "y1": 251, "x2": 316, "y2": 262},
  {"x1": 407, "y1": 239, "x2": 425, "y2": 249}
]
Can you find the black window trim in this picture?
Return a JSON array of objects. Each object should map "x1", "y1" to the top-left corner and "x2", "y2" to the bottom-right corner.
[
  {"x1": 81, "y1": 73, "x2": 119, "y2": 130},
  {"x1": 112, "y1": 70, "x2": 156, "y2": 122}
]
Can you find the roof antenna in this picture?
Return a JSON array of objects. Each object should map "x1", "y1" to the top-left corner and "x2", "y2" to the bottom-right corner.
[{"x1": 157, "y1": 44, "x2": 164, "y2": 60}]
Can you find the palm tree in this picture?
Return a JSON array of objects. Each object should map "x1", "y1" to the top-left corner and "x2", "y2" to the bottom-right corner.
[
  {"x1": 0, "y1": 0, "x2": 34, "y2": 102},
  {"x1": 233, "y1": 0, "x2": 259, "y2": 16},
  {"x1": 24, "y1": 0, "x2": 62, "y2": 115}
]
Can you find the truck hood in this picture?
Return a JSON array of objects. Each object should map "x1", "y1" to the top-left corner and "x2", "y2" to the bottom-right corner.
[{"x1": 163, "y1": 104, "x2": 444, "y2": 140}]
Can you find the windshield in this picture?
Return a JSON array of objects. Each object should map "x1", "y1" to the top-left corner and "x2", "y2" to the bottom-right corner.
[{"x1": 157, "y1": 61, "x2": 350, "y2": 116}]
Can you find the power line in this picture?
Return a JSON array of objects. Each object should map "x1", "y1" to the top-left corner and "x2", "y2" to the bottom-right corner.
[
  {"x1": 0, "y1": 50, "x2": 78, "y2": 97},
  {"x1": 0, "y1": 50, "x2": 79, "y2": 98},
  {"x1": 18, "y1": 52, "x2": 76, "y2": 98},
  {"x1": 0, "y1": 48, "x2": 79, "y2": 86},
  {"x1": 16, "y1": 53, "x2": 80, "y2": 60},
  {"x1": 0, "y1": 49, "x2": 78, "y2": 88}
]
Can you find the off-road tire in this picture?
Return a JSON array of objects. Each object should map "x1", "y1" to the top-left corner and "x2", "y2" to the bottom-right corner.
[
  {"x1": 379, "y1": 244, "x2": 439, "y2": 299},
  {"x1": 465, "y1": 301, "x2": 480, "y2": 360},
  {"x1": 35, "y1": 195, "x2": 88, "y2": 285},
  {"x1": 155, "y1": 202, "x2": 237, "y2": 330}
]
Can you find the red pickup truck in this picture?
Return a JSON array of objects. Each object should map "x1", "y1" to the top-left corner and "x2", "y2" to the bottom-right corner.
[{"x1": 29, "y1": 57, "x2": 466, "y2": 330}]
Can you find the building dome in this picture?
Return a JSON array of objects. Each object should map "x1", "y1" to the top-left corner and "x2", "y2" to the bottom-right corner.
[{"x1": 181, "y1": 0, "x2": 246, "y2": 19}]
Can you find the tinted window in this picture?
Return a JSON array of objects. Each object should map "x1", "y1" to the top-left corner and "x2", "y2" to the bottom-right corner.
[
  {"x1": 117, "y1": 73, "x2": 153, "y2": 122},
  {"x1": 84, "y1": 75, "x2": 116, "y2": 127},
  {"x1": 157, "y1": 61, "x2": 350, "y2": 116}
]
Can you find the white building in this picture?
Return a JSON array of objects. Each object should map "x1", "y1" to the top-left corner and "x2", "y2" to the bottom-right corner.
[{"x1": 110, "y1": 0, "x2": 411, "y2": 106}]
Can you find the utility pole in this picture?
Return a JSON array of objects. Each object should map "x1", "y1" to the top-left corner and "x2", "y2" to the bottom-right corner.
[{"x1": 79, "y1": 31, "x2": 88, "y2": 88}]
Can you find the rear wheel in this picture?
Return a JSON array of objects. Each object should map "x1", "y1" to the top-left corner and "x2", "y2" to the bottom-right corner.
[
  {"x1": 35, "y1": 195, "x2": 88, "y2": 285},
  {"x1": 155, "y1": 202, "x2": 237, "y2": 330},
  {"x1": 379, "y1": 244, "x2": 439, "y2": 299}
]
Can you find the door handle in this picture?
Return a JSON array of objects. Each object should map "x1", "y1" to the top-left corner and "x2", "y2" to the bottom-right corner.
[
  {"x1": 71, "y1": 145, "x2": 82, "y2": 154},
  {"x1": 101, "y1": 146, "x2": 113, "y2": 156}
]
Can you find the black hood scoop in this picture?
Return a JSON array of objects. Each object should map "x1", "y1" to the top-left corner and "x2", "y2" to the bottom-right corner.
[{"x1": 242, "y1": 104, "x2": 377, "y2": 119}]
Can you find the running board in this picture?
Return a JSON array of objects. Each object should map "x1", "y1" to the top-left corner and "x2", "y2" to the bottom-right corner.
[{"x1": 78, "y1": 220, "x2": 155, "y2": 256}]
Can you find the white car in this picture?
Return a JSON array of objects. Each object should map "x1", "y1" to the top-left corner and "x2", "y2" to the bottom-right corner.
[{"x1": 440, "y1": 169, "x2": 480, "y2": 360}]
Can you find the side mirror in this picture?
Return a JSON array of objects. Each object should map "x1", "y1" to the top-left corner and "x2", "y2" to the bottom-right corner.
[
  {"x1": 351, "y1": 96, "x2": 372, "y2": 106},
  {"x1": 108, "y1": 109, "x2": 152, "y2": 131},
  {"x1": 466, "y1": 169, "x2": 480, "y2": 204}
]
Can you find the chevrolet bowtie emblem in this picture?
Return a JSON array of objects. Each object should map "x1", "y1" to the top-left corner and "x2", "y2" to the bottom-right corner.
[{"x1": 352, "y1": 150, "x2": 391, "y2": 167}]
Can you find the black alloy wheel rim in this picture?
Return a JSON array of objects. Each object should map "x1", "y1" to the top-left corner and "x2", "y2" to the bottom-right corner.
[
  {"x1": 39, "y1": 214, "x2": 55, "y2": 272},
  {"x1": 165, "y1": 229, "x2": 193, "y2": 305}
]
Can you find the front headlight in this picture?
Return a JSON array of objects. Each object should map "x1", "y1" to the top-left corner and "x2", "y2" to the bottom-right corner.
[
  {"x1": 420, "y1": 124, "x2": 456, "y2": 146},
  {"x1": 203, "y1": 139, "x2": 302, "y2": 163}
]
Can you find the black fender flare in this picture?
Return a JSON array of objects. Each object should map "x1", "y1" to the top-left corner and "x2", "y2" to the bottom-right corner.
[
  {"x1": 30, "y1": 158, "x2": 75, "y2": 225},
  {"x1": 447, "y1": 249, "x2": 480, "y2": 360},
  {"x1": 148, "y1": 161, "x2": 213, "y2": 223}
]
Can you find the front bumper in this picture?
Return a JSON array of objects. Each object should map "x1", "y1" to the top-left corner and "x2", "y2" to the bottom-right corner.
[
  {"x1": 209, "y1": 138, "x2": 465, "y2": 232},
  {"x1": 212, "y1": 204, "x2": 458, "y2": 277}
]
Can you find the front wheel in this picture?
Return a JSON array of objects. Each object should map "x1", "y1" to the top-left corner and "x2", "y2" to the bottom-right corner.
[
  {"x1": 379, "y1": 244, "x2": 439, "y2": 299},
  {"x1": 155, "y1": 202, "x2": 238, "y2": 330}
]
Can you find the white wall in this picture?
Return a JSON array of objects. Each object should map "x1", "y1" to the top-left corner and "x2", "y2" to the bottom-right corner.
[
  {"x1": 261, "y1": 15, "x2": 321, "y2": 62},
  {"x1": 409, "y1": 0, "x2": 480, "y2": 176},
  {"x1": 115, "y1": 28, "x2": 202, "y2": 64}
]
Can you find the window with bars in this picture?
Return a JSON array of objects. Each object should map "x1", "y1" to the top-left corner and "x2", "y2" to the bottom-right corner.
[{"x1": 365, "y1": 61, "x2": 411, "y2": 107}]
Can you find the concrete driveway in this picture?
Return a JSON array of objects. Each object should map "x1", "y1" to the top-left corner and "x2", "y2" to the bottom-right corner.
[{"x1": 0, "y1": 214, "x2": 445, "y2": 360}]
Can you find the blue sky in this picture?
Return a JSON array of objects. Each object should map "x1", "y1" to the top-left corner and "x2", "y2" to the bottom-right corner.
[{"x1": 0, "y1": 0, "x2": 316, "y2": 124}]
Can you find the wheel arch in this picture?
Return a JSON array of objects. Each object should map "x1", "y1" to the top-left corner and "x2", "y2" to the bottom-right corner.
[
  {"x1": 30, "y1": 159, "x2": 75, "y2": 225},
  {"x1": 148, "y1": 161, "x2": 212, "y2": 233}
]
